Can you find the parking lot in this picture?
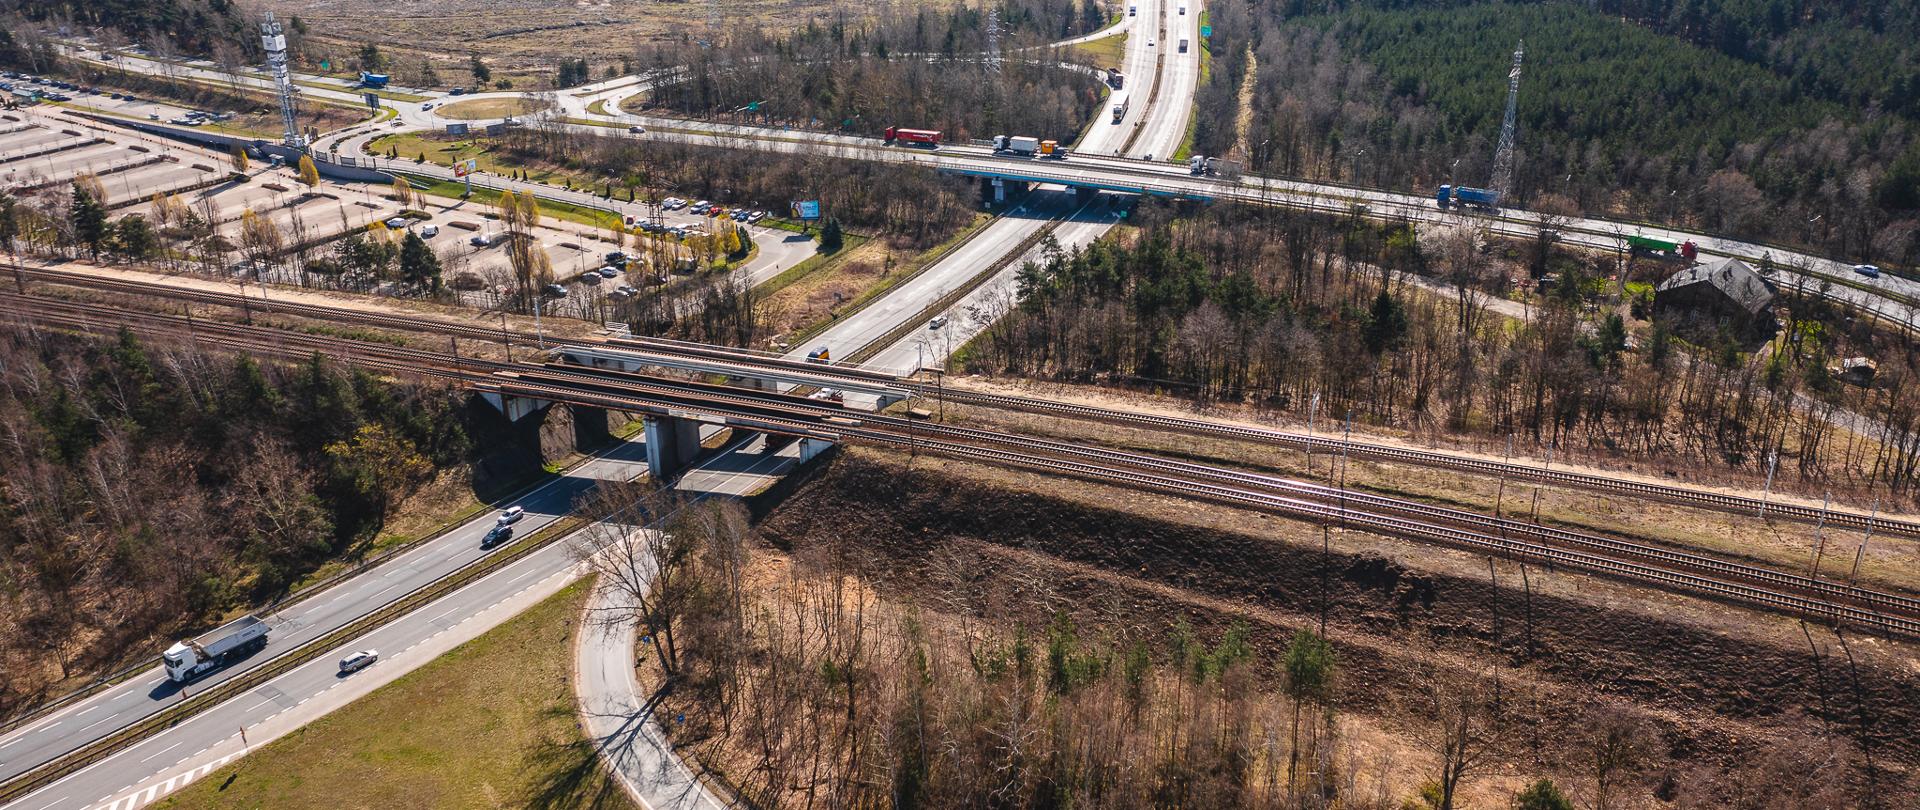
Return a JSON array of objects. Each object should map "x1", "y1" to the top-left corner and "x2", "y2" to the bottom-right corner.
[{"x1": 2, "y1": 109, "x2": 226, "y2": 203}]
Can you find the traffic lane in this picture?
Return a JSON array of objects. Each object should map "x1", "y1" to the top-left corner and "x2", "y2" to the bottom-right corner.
[
  {"x1": 0, "y1": 440, "x2": 647, "y2": 782},
  {"x1": 866, "y1": 204, "x2": 1119, "y2": 375},
  {"x1": 781, "y1": 201, "x2": 1070, "y2": 363},
  {"x1": 37, "y1": 538, "x2": 586, "y2": 810}
]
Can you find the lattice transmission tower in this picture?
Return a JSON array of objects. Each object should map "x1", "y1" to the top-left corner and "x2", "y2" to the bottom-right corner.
[
  {"x1": 261, "y1": 12, "x2": 304, "y2": 150},
  {"x1": 985, "y1": 8, "x2": 1003, "y2": 75},
  {"x1": 1488, "y1": 40, "x2": 1524, "y2": 199}
]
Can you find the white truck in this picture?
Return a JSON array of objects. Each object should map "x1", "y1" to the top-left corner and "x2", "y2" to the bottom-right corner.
[
  {"x1": 992, "y1": 135, "x2": 1067, "y2": 158},
  {"x1": 994, "y1": 135, "x2": 1040, "y2": 155},
  {"x1": 163, "y1": 615, "x2": 269, "y2": 682},
  {"x1": 1110, "y1": 91, "x2": 1130, "y2": 123}
]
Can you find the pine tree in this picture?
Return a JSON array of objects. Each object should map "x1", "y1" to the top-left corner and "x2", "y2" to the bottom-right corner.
[
  {"x1": 71, "y1": 183, "x2": 109, "y2": 259},
  {"x1": 818, "y1": 218, "x2": 843, "y2": 253},
  {"x1": 399, "y1": 231, "x2": 442, "y2": 291}
]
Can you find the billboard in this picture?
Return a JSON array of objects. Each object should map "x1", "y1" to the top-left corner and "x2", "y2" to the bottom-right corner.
[
  {"x1": 363, "y1": 92, "x2": 381, "y2": 112},
  {"x1": 453, "y1": 158, "x2": 478, "y2": 178},
  {"x1": 445, "y1": 122, "x2": 470, "y2": 136},
  {"x1": 790, "y1": 200, "x2": 822, "y2": 220}
]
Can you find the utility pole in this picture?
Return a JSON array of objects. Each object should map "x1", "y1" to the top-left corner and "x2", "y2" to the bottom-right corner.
[{"x1": 1488, "y1": 40, "x2": 1524, "y2": 200}]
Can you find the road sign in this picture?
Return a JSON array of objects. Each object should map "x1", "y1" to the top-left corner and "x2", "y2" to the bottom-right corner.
[
  {"x1": 790, "y1": 200, "x2": 822, "y2": 220},
  {"x1": 445, "y1": 122, "x2": 469, "y2": 136},
  {"x1": 363, "y1": 92, "x2": 380, "y2": 112},
  {"x1": 453, "y1": 158, "x2": 478, "y2": 177},
  {"x1": 1200, "y1": 25, "x2": 1212, "y2": 37}
]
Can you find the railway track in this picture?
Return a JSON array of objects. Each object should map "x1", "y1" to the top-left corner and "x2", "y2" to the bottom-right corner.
[
  {"x1": 13, "y1": 293, "x2": 1918, "y2": 640},
  {"x1": 14, "y1": 263, "x2": 1919, "y2": 541}
]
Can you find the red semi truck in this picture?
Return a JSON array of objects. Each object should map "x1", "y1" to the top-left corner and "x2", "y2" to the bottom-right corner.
[{"x1": 883, "y1": 126, "x2": 942, "y2": 146}]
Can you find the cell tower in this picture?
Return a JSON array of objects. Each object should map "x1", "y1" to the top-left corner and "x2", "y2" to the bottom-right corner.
[
  {"x1": 260, "y1": 12, "x2": 304, "y2": 150},
  {"x1": 1488, "y1": 40, "x2": 1524, "y2": 199},
  {"x1": 985, "y1": 8, "x2": 1002, "y2": 75}
]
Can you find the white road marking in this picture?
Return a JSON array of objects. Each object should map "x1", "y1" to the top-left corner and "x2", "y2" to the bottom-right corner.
[{"x1": 137, "y1": 741, "x2": 182, "y2": 764}]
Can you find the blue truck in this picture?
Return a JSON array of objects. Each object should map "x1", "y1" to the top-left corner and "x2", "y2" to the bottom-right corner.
[
  {"x1": 358, "y1": 72, "x2": 390, "y2": 89},
  {"x1": 1435, "y1": 184, "x2": 1500, "y2": 211}
]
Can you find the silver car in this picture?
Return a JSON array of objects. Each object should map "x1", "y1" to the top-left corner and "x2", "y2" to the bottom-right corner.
[{"x1": 339, "y1": 650, "x2": 379, "y2": 674}]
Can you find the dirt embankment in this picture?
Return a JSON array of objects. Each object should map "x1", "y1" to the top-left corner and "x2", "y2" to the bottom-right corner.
[{"x1": 758, "y1": 449, "x2": 1920, "y2": 804}]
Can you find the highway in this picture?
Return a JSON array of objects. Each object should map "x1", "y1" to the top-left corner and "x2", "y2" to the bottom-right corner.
[
  {"x1": 8, "y1": 13, "x2": 1915, "y2": 807},
  {"x1": 44, "y1": 531, "x2": 584, "y2": 810},
  {"x1": 54, "y1": 36, "x2": 1920, "y2": 332},
  {"x1": 0, "y1": 438, "x2": 651, "y2": 807}
]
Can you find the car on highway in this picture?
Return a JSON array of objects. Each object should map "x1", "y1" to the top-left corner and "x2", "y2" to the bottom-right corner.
[
  {"x1": 1148, "y1": 38, "x2": 1156, "y2": 46},
  {"x1": 1854, "y1": 264, "x2": 1882, "y2": 278},
  {"x1": 481, "y1": 524, "x2": 513, "y2": 549},
  {"x1": 542, "y1": 282, "x2": 569, "y2": 298},
  {"x1": 928, "y1": 315, "x2": 949, "y2": 330},
  {"x1": 497, "y1": 505, "x2": 525, "y2": 525},
  {"x1": 629, "y1": 125, "x2": 645, "y2": 134},
  {"x1": 421, "y1": 102, "x2": 435, "y2": 110},
  {"x1": 338, "y1": 650, "x2": 379, "y2": 674},
  {"x1": 450, "y1": 87, "x2": 467, "y2": 96}
]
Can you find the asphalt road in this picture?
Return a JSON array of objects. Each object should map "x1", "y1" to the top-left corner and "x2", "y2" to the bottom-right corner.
[
  {"x1": 0, "y1": 437, "x2": 651, "y2": 802},
  {"x1": 575, "y1": 541, "x2": 726, "y2": 810},
  {"x1": 62, "y1": 35, "x2": 1918, "y2": 329},
  {"x1": 41, "y1": 535, "x2": 587, "y2": 810}
]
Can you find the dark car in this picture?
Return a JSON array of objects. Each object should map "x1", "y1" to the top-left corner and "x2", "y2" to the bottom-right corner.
[
  {"x1": 542, "y1": 283, "x2": 569, "y2": 298},
  {"x1": 481, "y1": 524, "x2": 512, "y2": 549}
]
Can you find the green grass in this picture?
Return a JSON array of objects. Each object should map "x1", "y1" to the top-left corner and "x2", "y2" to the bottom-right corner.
[
  {"x1": 293, "y1": 79, "x2": 429, "y2": 103},
  {"x1": 155, "y1": 578, "x2": 634, "y2": 810},
  {"x1": 398, "y1": 175, "x2": 626, "y2": 231},
  {"x1": 752, "y1": 234, "x2": 861, "y2": 297},
  {"x1": 560, "y1": 116, "x2": 633, "y2": 130},
  {"x1": 1072, "y1": 33, "x2": 1129, "y2": 72},
  {"x1": 586, "y1": 99, "x2": 614, "y2": 117},
  {"x1": 438, "y1": 97, "x2": 549, "y2": 120}
]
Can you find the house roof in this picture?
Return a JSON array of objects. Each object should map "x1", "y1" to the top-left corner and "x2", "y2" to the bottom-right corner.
[{"x1": 1656, "y1": 257, "x2": 1774, "y2": 316}]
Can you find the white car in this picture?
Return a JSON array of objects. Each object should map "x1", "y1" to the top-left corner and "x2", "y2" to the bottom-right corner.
[
  {"x1": 420, "y1": 224, "x2": 439, "y2": 238},
  {"x1": 496, "y1": 505, "x2": 525, "y2": 525},
  {"x1": 339, "y1": 650, "x2": 379, "y2": 674},
  {"x1": 1853, "y1": 264, "x2": 1882, "y2": 279},
  {"x1": 928, "y1": 315, "x2": 949, "y2": 330}
]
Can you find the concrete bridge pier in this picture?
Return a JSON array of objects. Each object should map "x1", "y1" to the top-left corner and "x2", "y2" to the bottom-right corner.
[{"x1": 644, "y1": 415, "x2": 704, "y2": 481}]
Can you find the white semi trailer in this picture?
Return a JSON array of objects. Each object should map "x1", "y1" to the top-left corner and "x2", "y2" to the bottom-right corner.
[{"x1": 163, "y1": 615, "x2": 269, "y2": 682}]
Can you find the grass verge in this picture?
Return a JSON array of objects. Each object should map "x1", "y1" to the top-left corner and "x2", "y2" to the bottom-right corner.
[
  {"x1": 1072, "y1": 33, "x2": 1130, "y2": 72},
  {"x1": 437, "y1": 97, "x2": 550, "y2": 120},
  {"x1": 154, "y1": 578, "x2": 633, "y2": 810}
]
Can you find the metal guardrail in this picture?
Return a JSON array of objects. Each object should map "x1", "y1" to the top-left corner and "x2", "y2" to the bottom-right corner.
[
  {"x1": 846, "y1": 218, "x2": 1063, "y2": 367},
  {"x1": 0, "y1": 512, "x2": 588, "y2": 806},
  {"x1": 778, "y1": 205, "x2": 1010, "y2": 350},
  {"x1": 0, "y1": 448, "x2": 601, "y2": 758}
]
